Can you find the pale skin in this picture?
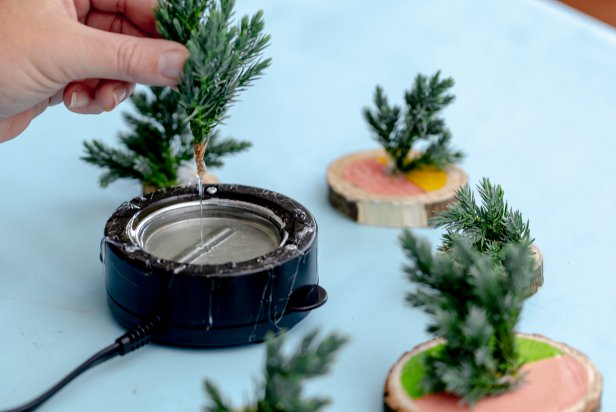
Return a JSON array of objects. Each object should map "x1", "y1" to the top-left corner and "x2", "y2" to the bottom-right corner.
[{"x1": 0, "y1": 0, "x2": 189, "y2": 142}]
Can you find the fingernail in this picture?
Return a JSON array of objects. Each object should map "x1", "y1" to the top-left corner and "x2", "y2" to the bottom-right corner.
[
  {"x1": 112, "y1": 86, "x2": 127, "y2": 107},
  {"x1": 160, "y1": 50, "x2": 186, "y2": 81},
  {"x1": 69, "y1": 91, "x2": 89, "y2": 109}
]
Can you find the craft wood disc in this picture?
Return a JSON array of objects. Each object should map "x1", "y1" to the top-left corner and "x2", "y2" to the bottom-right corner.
[
  {"x1": 384, "y1": 333, "x2": 602, "y2": 412},
  {"x1": 327, "y1": 149, "x2": 467, "y2": 227},
  {"x1": 531, "y1": 244, "x2": 544, "y2": 294}
]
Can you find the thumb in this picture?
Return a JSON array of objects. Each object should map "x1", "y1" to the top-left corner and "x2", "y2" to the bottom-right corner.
[{"x1": 62, "y1": 23, "x2": 189, "y2": 86}]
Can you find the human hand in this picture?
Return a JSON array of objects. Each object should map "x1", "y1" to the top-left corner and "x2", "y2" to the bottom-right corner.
[{"x1": 0, "y1": 0, "x2": 189, "y2": 142}]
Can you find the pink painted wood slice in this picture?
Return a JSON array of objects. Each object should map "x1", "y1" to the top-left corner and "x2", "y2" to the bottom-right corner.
[
  {"x1": 384, "y1": 333, "x2": 602, "y2": 412},
  {"x1": 327, "y1": 149, "x2": 467, "y2": 227}
]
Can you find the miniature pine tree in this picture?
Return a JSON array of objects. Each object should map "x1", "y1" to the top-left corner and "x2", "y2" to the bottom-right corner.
[
  {"x1": 431, "y1": 178, "x2": 532, "y2": 261},
  {"x1": 363, "y1": 71, "x2": 464, "y2": 174},
  {"x1": 81, "y1": 87, "x2": 251, "y2": 190},
  {"x1": 204, "y1": 329, "x2": 348, "y2": 412},
  {"x1": 400, "y1": 230, "x2": 536, "y2": 404},
  {"x1": 154, "y1": 0, "x2": 271, "y2": 178}
]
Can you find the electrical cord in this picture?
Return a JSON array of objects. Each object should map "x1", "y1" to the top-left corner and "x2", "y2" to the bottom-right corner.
[{"x1": 1, "y1": 316, "x2": 163, "y2": 412}]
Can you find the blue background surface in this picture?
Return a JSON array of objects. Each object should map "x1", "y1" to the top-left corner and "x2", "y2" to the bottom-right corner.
[{"x1": 1, "y1": 0, "x2": 615, "y2": 410}]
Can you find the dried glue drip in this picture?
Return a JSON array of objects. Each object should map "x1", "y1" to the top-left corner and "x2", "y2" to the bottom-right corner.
[{"x1": 197, "y1": 177, "x2": 205, "y2": 244}]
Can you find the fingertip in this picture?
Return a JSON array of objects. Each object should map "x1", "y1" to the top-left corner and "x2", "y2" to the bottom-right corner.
[
  {"x1": 94, "y1": 81, "x2": 133, "y2": 112},
  {"x1": 66, "y1": 90, "x2": 90, "y2": 110},
  {"x1": 159, "y1": 48, "x2": 189, "y2": 84},
  {"x1": 63, "y1": 86, "x2": 104, "y2": 114}
]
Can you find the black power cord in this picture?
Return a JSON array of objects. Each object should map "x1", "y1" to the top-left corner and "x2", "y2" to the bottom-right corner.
[{"x1": 1, "y1": 316, "x2": 163, "y2": 412}]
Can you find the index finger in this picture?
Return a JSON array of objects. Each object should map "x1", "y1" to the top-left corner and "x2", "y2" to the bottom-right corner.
[{"x1": 90, "y1": 0, "x2": 160, "y2": 37}]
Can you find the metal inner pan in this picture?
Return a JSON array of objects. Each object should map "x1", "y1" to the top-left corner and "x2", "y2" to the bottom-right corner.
[{"x1": 127, "y1": 199, "x2": 286, "y2": 265}]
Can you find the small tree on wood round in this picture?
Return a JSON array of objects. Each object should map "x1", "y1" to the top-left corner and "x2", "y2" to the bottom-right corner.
[
  {"x1": 431, "y1": 178, "x2": 544, "y2": 294},
  {"x1": 383, "y1": 231, "x2": 601, "y2": 411},
  {"x1": 327, "y1": 71, "x2": 467, "y2": 227}
]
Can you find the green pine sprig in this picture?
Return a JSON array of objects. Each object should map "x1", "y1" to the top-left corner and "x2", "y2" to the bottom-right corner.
[
  {"x1": 363, "y1": 71, "x2": 464, "y2": 173},
  {"x1": 81, "y1": 87, "x2": 251, "y2": 189},
  {"x1": 155, "y1": 0, "x2": 271, "y2": 177},
  {"x1": 400, "y1": 230, "x2": 535, "y2": 404},
  {"x1": 431, "y1": 178, "x2": 532, "y2": 261},
  {"x1": 204, "y1": 330, "x2": 348, "y2": 412}
]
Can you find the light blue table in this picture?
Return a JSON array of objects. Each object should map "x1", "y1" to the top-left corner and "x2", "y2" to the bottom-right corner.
[{"x1": 1, "y1": 0, "x2": 615, "y2": 410}]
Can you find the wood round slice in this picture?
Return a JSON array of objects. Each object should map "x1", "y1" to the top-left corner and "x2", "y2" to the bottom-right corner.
[
  {"x1": 327, "y1": 149, "x2": 467, "y2": 227},
  {"x1": 384, "y1": 333, "x2": 602, "y2": 412},
  {"x1": 531, "y1": 244, "x2": 544, "y2": 294}
]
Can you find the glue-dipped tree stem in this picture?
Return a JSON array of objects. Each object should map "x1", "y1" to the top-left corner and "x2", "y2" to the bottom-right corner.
[
  {"x1": 155, "y1": 0, "x2": 271, "y2": 177},
  {"x1": 195, "y1": 141, "x2": 208, "y2": 179}
]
